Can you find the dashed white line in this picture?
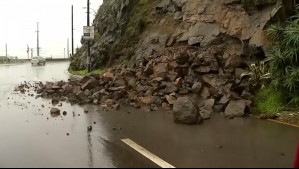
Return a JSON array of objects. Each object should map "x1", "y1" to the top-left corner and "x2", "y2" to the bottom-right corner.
[{"x1": 121, "y1": 138, "x2": 175, "y2": 168}]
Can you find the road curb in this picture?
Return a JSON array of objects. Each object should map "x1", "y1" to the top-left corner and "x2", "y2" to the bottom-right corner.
[
  {"x1": 65, "y1": 70, "x2": 83, "y2": 79},
  {"x1": 266, "y1": 119, "x2": 299, "y2": 128},
  {"x1": 255, "y1": 116, "x2": 299, "y2": 128}
]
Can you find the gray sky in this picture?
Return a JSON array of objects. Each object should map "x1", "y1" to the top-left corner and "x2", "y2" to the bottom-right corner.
[{"x1": 0, "y1": 0, "x2": 103, "y2": 58}]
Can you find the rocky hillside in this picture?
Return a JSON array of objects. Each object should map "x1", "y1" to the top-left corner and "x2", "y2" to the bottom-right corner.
[
  {"x1": 70, "y1": 0, "x2": 294, "y2": 70},
  {"x1": 59, "y1": 0, "x2": 297, "y2": 124}
]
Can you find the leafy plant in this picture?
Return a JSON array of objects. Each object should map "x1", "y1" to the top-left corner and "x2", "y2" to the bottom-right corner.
[
  {"x1": 265, "y1": 8, "x2": 299, "y2": 106},
  {"x1": 241, "y1": 61, "x2": 271, "y2": 90},
  {"x1": 266, "y1": 23, "x2": 284, "y2": 41}
]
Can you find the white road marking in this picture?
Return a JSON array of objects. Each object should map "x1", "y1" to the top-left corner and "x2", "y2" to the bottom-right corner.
[{"x1": 121, "y1": 138, "x2": 175, "y2": 168}]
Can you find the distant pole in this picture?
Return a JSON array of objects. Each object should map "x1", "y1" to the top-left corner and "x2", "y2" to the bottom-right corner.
[
  {"x1": 5, "y1": 43, "x2": 7, "y2": 58},
  {"x1": 71, "y1": 5, "x2": 74, "y2": 57},
  {"x1": 87, "y1": 0, "x2": 91, "y2": 72},
  {"x1": 64, "y1": 48, "x2": 66, "y2": 58},
  {"x1": 36, "y1": 22, "x2": 40, "y2": 57},
  {"x1": 27, "y1": 45, "x2": 30, "y2": 59},
  {"x1": 31, "y1": 48, "x2": 33, "y2": 58},
  {"x1": 67, "y1": 38, "x2": 70, "y2": 58}
]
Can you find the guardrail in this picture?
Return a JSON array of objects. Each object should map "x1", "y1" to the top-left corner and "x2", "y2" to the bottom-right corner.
[
  {"x1": 0, "y1": 58, "x2": 71, "y2": 64},
  {"x1": 45, "y1": 58, "x2": 70, "y2": 61}
]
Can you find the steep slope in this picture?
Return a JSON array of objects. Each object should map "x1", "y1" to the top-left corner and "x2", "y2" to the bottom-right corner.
[
  {"x1": 70, "y1": 0, "x2": 294, "y2": 71},
  {"x1": 59, "y1": 0, "x2": 297, "y2": 124}
]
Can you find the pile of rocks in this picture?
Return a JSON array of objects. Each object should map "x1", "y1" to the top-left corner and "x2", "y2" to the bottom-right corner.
[{"x1": 18, "y1": 46, "x2": 254, "y2": 125}]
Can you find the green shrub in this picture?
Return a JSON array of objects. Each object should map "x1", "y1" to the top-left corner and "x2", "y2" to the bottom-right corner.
[
  {"x1": 255, "y1": 87, "x2": 285, "y2": 115},
  {"x1": 266, "y1": 9, "x2": 299, "y2": 105}
]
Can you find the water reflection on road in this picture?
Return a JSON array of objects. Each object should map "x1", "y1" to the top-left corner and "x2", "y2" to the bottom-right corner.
[
  {"x1": 0, "y1": 62, "x2": 151, "y2": 167},
  {"x1": 0, "y1": 61, "x2": 298, "y2": 168}
]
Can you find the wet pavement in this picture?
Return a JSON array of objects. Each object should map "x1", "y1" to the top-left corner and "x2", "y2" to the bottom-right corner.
[{"x1": 0, "y1": 61, "x2": 298, "y2": 168}]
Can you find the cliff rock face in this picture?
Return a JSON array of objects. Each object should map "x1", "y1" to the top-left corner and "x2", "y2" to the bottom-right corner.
[{"x1": 70, "y1": 0, "x2": 293, "y2": 70}]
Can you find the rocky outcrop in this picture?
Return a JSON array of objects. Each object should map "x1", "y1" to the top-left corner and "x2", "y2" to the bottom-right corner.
[{"x1": 70, "y1": 0, "x2": 292, "y2": 71}]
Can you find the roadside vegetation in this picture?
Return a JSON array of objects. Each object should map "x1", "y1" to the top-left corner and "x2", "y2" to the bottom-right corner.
[
  {"x1": 69, "y1": 68, "x2": 106, "y2": 76},
  {"x1": 255, "y1": 87, "x2": 285, "y2": 115},
  {"x1": 248, "y1": 8, "x2": 299, "y2": 115}
]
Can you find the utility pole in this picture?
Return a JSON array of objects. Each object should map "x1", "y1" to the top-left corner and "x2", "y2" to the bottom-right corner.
[
  {"x1": 87, "y1": 0, "x2": 91, "y2": 72},
  {"x1": 27, "y1": 45, "x2": 30, "y2": 60},
  {"x1": 67, "y1": 38, "x2": 70, "y2": 58},
  {"x1": 31, "y1": 48, "x2": 33, "y2": 58},
  {"x1": 64, "y1": 48, "x2": 66, "y2": 58},
  {"x1": 36, "y1": 22, "x2": 40, "y2": 57},
  {"x1": 5, "y1": 43, "x2": 7, "y2": 58},
  {"x1": 71, "y1": 5, "x2": 74, "y2": 57}
]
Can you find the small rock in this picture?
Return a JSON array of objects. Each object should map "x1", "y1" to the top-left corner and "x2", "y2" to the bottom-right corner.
[
  {"x1": 112, "y1": 103, "x2": 120, "y2": 110},
  {"x1": 191, "y1": 82, "x2": 203, "y2": 94},
  {"x1": 101, "y1": 103, "x2": 108, "y2": 108},
  {"x1": 150, "y1": 104, "x2": 159, "y2": 111},
  {"x1": 93, "y1": 122, "x2": 96, "y2": 125},
  {"x1": 162, "y1": 102, "x2": 171, "y2": 110},
  {"x1": 87, "y1": 126, "x2": 92, "y2": 132},
  {"x1": 50, "y1": 108, "x2": 61, "y2": 116},
  {"x1": 63, "y1": 111, "x2": 67, "y2": 116},
  {"x1": 138, "y1": 96, "x2": 156, "y2": 105},
  {"x1": 200, "y1": 87, "x2": 210, "y2": 99},
  {"x1": 105, "y1": 99, "x2": 115, "y2": 106},
  {"x1": 66, "y1": 133, "x2": 70, "y2": 136},
  {"x1": 216, "y1": 145, "x2": 223, "y2": 149},
  {"x1": 51, "y1": 98, "x2": 59, "y2": 105}
]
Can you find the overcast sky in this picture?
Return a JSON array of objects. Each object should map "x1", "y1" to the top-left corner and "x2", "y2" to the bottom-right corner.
[{"x1": 0, "y1": 0, "x2": 103, "y2": 58}]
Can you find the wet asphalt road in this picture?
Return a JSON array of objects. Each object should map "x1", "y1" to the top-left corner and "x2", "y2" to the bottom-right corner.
[{"x1": 0, "y1": 61, "x2": 298, "y2": 168}]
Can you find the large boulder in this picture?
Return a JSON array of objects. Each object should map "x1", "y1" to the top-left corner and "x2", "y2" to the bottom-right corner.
[
  {"x1": 173, "y1": 97, "x2": 202, "y2": 125},
  {"x1": 224, "y1": 100, "x2": 246, "y2": 117}
]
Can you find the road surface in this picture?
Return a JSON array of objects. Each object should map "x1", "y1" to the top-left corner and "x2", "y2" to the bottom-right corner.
[{"x1": 0, "y1": 61, "x2": 298, "y2": 168}]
